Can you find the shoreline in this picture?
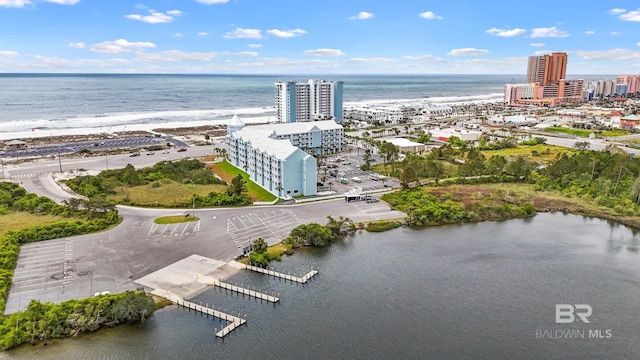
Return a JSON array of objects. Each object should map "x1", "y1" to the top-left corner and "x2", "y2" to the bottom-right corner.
[{"x1": 0, "y1": 93, "x2": 505, "y2": 142}]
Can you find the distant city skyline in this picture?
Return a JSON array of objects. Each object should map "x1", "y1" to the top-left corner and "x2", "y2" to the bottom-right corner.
[{"x1": 1, "y1": 1, "x2": 640, "y2": 74}]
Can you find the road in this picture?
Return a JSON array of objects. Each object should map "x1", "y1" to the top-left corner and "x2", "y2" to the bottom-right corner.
[{"x1": 2, "y1": 145, "x2": 218, "y2": 203}]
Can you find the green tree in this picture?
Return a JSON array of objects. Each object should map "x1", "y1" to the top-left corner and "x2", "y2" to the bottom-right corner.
[
  {"x1": 378, "y1": 141, "x2": 400, "y2": 165},
  {"x1": 284, "y1": 223, "x2": 334, "y2": 248},
  {"x1": 229, "y1": 174, "x2": 247, "y2": 196}
]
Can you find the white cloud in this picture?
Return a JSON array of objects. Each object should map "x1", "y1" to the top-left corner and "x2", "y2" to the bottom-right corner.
[
  {"x1": 530, "y1": 26, "x2": 569, "y2": 38},
  {"x1": 304, "y1": 48, "x2": 345, "y2": 56},
  {"x1": 223, "y1": 28, "x2": 262, "y2": 39},
  {"x1": 529, "y1": 42, "x2": 545, "y2": 47},
  {"x1": 68, "y1": 42, "x2": 85, "y2": 48},
  {"x1": 0, "y1": 0, "x2": 31, "y2": 7},
  {"x1": 90, "y1": 39, "x2": 156, "y2": 54},
  {"x1": 266, "y1": 28, "x2": 307, "y2": 38},
  {"x1": 173, "y1": 33, "x2": 184, "y2": 38},
  {"x1": 0, "y1": 50, "x2": 19, "y2": 57},
  {"x1": 584, "y1": 30, "x2": 595, "y2": 35},
  {"x1": 195, "y1": 0, "x2": 229, "y2": 4},
  {"x1": 135, "y1": 50, "x2": 217, "y2": 62},
  {"x1": 637, "y1": 42, "x2": 640, "y2": 46},
  {"x1": 610, "y1": 31, "x2": 620, "y2": 36},
  {"x1": 402, "y1": 54, "x2": 445, "y2": 61},
  {"x1": 575, "y1": 48, "x2": 640, "y2": 60},
  {"x1": 447, "y1": 48, "x2": 489, "y2": 56},
  {"x1": 247, "y1": 44, "x2": 262, "y2": 48},
  {"x1": 348, "y1": 57, "x2": 392, "y2": 63},
  {"x1": 350, "y1": 11, "x2": 373, "y2": 20},
  {"x1": 197, "y1": 32, "x2": 208, "y2": 36},
  {"x1": 419, "y1": 11, "x2": 443, "y2": 20},
  {"x1": 232, "y1": 51, "x2": 258, "y2": 57},
  {"x1": 43, "y1": 0, "x2": 80, "y2": 4},
  {"x1": 125, "y1": 10, "x2": 182, "y2": 24},
  {"x1": 485, "y1": 27, "x2": 527, "y2": 37},
  {"x1": 609, "y1": 8, "x2": 626, "y2": 14},
  {"x1": 619, "y1": 10, "x2": 640, "y2": 21}
]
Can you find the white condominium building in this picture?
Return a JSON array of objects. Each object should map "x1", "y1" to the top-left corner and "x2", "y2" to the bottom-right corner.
[
  {"x1": 275, "y1": 79, "x2": 344, "y2": 123},
  {"x1": 225, "y1": 116, "x2": 344, "y2": 197}
]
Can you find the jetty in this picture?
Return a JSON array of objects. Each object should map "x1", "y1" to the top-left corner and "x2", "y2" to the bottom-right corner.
[
  {"x1": 210, "y1": 280, "x2": 279, "y2": 303},
  {"x1": 245, "y1": 264, "x2": 318, "y2": 283},
  {"x1": 176, "y1": 298, "x2": 246, "y2": 338}
]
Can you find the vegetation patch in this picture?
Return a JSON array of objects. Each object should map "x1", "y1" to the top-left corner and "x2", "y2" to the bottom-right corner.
[
  {"x1": 365, "y1": 220, "x2": 401, "y2": 232},
  {"x1": 65, "y1": 159, "x2": 253, "y2": 208},
  {"x1": 208, "y1": 160, "x2": 277, "y2": 202},
  {"x1": 543, "y1": 127, "x2": 594, "y2": 137},
  {"x1": 0, "y1": 212, "x2": 72, "y2": 238},
  {"x1": 0, "y1": 291, "x2": 155, "y2": 350},
  {"x1": 110, "y1": 181, "x2": 227, "y2": 207},
  {"x1": 154, "y1": 215, "x2": 200, "y2": 224},
  {"x1": 482, "y1": 144, "x2": 571, "y2": 162}
]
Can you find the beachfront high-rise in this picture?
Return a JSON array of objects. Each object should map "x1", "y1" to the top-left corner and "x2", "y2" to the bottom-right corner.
[
  {"x1": 275, "y1": 79, "x2": 344, "y2": 123},
  {"x1": 526, "y1": 52, "x2": 567, "y2": 86},
  {"x1": 506, "y1": 52, "x2": 582, "y2": 106}
]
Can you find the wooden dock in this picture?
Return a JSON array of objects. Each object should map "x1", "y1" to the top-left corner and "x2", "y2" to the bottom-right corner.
[
  {"x1": 177, "y1": 298, "x2": 246, "y2": 338},
  {"x1": 245, "y1": 264, "x2": 318, "y2": 284},
  {"x1": 211, "y1": 280, "x2": 279, "y2": 303}
]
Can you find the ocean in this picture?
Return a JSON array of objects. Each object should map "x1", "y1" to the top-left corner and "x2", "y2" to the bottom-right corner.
[{"x1": 0, "y1": 73, "x2": 536, "y2": 140}]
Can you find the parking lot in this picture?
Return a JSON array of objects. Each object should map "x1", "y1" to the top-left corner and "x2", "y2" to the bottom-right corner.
[
  {"x1": 319, "y1": 151, "x2": 401, "y2": 194},
  {"x1": 227, "y1": 209, "x2": 305, "y2": 250},
  {"x1": 147, "y1": 220, "x2": 201, "y2": 239},
  {"x1": 1, "y1": 135, "x2": 188, "y2": 159}
]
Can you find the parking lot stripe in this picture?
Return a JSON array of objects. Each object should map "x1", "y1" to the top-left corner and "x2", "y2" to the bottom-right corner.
[{"x1": 180, "y1": 223, "x2": 190, "y2": 237}]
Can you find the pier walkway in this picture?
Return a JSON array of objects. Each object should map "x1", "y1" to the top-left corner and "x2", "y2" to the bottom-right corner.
[
  {"x1": 210, "y1": 280, "x2": 279, "y2": 303},
  {"x1": 176, "y1": 298, "x2": 246, "y2": 338},
  {"x1": 245, "y1": 264, "x2": 318, "y2": 284}
]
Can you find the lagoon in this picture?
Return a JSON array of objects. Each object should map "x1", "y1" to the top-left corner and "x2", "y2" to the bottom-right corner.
[{"x1": 4, "y1": 212, "x2": 640, "y2": 359}]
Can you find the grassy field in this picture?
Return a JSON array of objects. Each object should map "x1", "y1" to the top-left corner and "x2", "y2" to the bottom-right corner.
[
  {"x1": 0, "y1": 212, "x2": 74, "y2": 238},
  {"x1": 111, "y1": 180, "x2": 227, "y2": 206},
  {"x1": 482, "y1": 144, "x2": 572, "y2": 162},
  {"x1": 208, "y1": 160, "x2": 277, "y2": 202},
  {"x1": 601, "y1": 129, "x2": 629, "y2": 137},
  {"x1": 154, "y1": 215, "x2": 200, "y2": 224},
  {"x1": 543, "y1": 127, "x2": 594, "y2": 137}
]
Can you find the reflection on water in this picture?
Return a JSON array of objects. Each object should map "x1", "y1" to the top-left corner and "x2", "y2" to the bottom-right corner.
[{"x1": 3, "y1": 213, "x2": 640, "y2": 360}]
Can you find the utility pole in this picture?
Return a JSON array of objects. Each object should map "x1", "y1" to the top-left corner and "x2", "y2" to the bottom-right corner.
[
  {"x1": 58, "y1": 152, "x2": 63, "y2": 173},
  {"x1": 192, "y1": 197, "x2": 196, "y2": 218}
]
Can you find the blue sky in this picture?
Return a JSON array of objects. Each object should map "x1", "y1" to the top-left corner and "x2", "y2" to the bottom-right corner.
[{"x1": 1, "y1": 0, "x2": 639, "y2": 75}]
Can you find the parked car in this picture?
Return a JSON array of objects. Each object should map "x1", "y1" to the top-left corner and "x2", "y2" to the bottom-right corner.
[
  {"x1": 161, "y1": 149, "x2": 170, "y2": 154},
  {"x1": 177, "y1": 148, "x2": 187, "y2": 152},
  {"x1": 129, "y1": 152, "x2": 140, "y2": 157},
  {"x1": 146, "y1": 151, "x2": 155, "y2": 155}
]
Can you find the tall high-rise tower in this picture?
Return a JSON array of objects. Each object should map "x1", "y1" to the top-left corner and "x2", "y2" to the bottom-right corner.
[
  {"x1": 526, "y1": 52, "x2": 567, "y2": 85},
  {"x1": 275, "y1": 80, "x2": 343, "y2": 123}
]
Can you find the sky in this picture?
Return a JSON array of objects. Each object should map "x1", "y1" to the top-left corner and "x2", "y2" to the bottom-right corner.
[{"x1": 0, "y1": 0, "x2": 639, "y2": 75}]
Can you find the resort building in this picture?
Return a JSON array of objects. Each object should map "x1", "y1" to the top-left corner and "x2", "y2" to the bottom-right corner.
[
  {"x1": 225, "y1": 115, "x2": 345, "y2": 197},
  {"x1": 275, "y1": 79, "x2": 344, "y2": 123},
  {"x1": 505, "y1": 52, "x2": 583, "y2": 106}
]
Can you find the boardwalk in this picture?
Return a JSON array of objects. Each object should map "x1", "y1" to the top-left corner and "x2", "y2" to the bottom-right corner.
[
  {"x1": 211, "y1": 280, "x2": 279, "y2": 303},
  {"x1": 245, "y1": 264, "x2": 319, "y2": 284}
]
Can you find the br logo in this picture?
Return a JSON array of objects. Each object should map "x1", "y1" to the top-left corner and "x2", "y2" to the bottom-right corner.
[{"x1": 556, "y1": 304, "x2": 592, "y2": 324}]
